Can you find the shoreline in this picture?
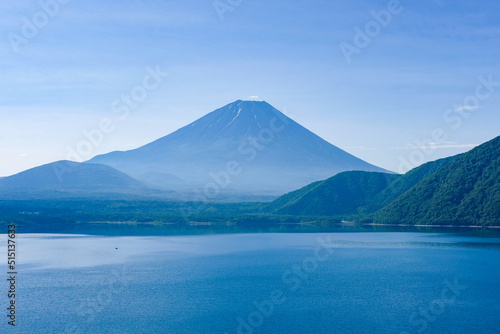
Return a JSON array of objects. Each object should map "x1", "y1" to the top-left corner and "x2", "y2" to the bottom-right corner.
[{"x1": 364, "y1": 223, "x2": 500, "y2": 229}]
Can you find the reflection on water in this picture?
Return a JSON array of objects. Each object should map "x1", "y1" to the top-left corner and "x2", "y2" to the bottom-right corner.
[
  {"x1": 12, "y1": 232, "x2": 500, "y2": 270},
  {"x1": 1, "y1": 231, "x2": 499, "y2": 333},
  {"x1": 5, "y1": 219, "x2": 500, "y2": 238}
]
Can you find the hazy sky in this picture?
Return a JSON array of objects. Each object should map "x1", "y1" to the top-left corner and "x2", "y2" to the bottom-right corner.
[{"x1": 1, "y1": 0, "x2": 499, "y2": 176}]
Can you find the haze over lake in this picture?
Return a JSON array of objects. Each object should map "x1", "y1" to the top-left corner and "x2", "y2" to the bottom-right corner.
[{"x1": 2, "y1": 231, "x2": 499, "y2": 334}]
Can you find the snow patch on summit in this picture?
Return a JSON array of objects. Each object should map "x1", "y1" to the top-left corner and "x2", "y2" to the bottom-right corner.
[
  {"x1": 222, "y1": 107, "x2": 242, "y2": 131},
  {"x1": 253, "y1": 114, "x2": 262, "y2": 128}
]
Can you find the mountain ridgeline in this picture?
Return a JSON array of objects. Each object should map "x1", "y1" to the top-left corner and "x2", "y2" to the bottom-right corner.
[
  {"x1": 269, "y1": 136, "x2": 500, "y2": 226},
  {"x1": 267, "y1": 171, "x2": 400, "y2": 215},
  {"x1": 0, "y1": 161, "x2": 158, "y2": 199},
  {"x1": 1, "y1": 99, "x2": 498, "y2": 227},
  {"x1": 374, "y1": 136, "x2": 500, "y2": 226},
  {"x1": 89, "y1": 100, "x2": 388, "y2": 197}
]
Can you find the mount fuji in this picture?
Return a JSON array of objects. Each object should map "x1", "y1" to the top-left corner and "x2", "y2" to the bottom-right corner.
[{"x1": 89, "y1": 100, "x2": 389, "y2": 198}]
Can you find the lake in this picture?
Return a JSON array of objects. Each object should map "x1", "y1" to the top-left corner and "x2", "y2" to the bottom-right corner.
[{"x1": 1, "y1": 231, "x2": 500, "y2": 333}]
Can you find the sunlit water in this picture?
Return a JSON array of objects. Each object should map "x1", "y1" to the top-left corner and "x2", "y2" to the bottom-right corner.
[{"x1": 1, "y1": 232, "x2": 500, "y2": 333}]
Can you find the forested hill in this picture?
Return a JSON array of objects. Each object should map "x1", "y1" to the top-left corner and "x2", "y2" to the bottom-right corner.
[
  {"x1": 362, "y1": 155, "x2": 458, "y2": 213},
  {"x1": 267, "y1": 171, "x2": 399, "y2": 215},
  {"x1": 374, "y1": 136, "x2": 500, "y2": 226}
]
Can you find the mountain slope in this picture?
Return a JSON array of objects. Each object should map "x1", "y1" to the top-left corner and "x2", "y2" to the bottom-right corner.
[
  {"x1": 0, "y1": 161, "x2": 150, "y2": 198},
  {"x1": 374, "y1": 136, "x2": 500, "y2": 226},
  {"x1": 267, "y1": 171, "x2": 400, "y2": 215},
  {"x1": 89, "y1": 100, "x2": 388, "y2": 197},
  {"x1": 362, "y1": 155, "x2": 458, "y2": 213}
]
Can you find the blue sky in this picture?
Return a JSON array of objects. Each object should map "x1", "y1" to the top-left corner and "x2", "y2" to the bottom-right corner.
[{"x1": 1, "y1": 0, "x2": 499, "y2": 176}]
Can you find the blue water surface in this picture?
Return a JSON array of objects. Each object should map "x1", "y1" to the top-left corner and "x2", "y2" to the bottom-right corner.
[{"x1": 2, "y1": 232, "x2": 500, "y2": 333}]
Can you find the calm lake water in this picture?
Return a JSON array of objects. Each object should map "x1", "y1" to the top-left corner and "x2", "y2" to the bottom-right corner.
[{"x1": 2, "y1": 232, "x2": 500, "y2": 333}]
